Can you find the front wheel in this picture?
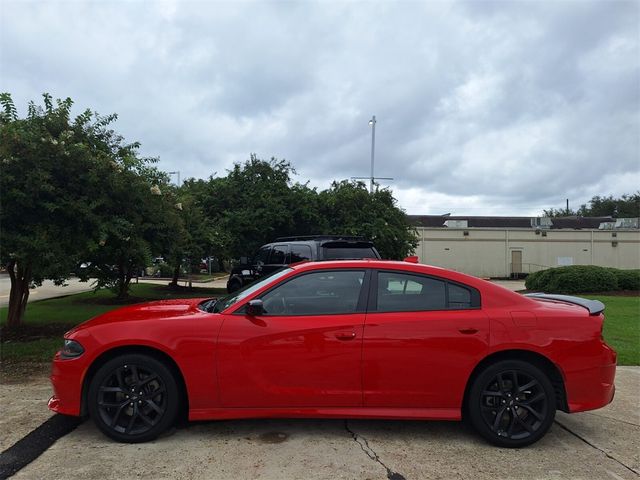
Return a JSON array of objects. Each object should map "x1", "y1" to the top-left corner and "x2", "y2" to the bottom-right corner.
[
  {"x1": 88, "y1": 354, "x2": 179, "y2": 443},
  {"x1": 468, "y1": 360, "x2": 556, "y2": 447}
]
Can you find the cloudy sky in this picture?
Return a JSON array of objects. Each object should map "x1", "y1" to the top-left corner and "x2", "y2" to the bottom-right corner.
[{"x1": 1, "y1": 0, "x2": 638, "y2": 216}]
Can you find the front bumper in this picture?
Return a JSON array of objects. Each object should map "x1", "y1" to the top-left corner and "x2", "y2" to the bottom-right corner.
[{"x1": 49, "y1": 351, "x2": 85, "y2": 416}]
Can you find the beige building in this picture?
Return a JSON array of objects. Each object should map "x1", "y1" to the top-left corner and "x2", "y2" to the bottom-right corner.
[{"x1": 410, "y1": 216, "x2": 640, "y2": 278}]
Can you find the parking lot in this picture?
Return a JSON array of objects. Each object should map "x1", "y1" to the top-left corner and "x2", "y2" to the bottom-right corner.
[{"x1": 1, "y1": 367, "x2": 637, "y2": 480}]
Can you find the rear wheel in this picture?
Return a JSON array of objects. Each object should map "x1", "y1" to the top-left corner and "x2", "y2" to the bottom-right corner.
[
  {"x1": 468, "y1": 360, "x2": 556, "y2": 447},
  {"x1": 88, "y1": 354, "x2": 179, "y2": 443}
]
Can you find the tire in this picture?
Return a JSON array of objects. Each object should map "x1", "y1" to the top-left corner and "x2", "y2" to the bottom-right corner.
[
  {"x1": 227, "y1": 275, "x2": 243, "y2": 293},
  {"x1": 88, "y1": 353, "x2": 179, "y2": 443},
  {"x1": 468, "y1": 359, "x2": 556, "y2": 448}
]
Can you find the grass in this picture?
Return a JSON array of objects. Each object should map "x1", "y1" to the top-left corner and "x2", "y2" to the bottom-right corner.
[
  {"x1": 584, "y1": 295, "x2": 640, "y2": 365},
  {"x1": 1, "y1": 283, "x2": 226, "y2": 363},
  {"x1": 1, "y1": 288, "x2": 638, "y2": 366}
]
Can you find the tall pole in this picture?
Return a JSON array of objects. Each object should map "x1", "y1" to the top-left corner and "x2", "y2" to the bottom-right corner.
[
  {"x1": 369, "y1": 115, "x2": 376, "y2": 194},
  {"x1": 168, "y1": 171, "x2": 181, "y2": 187}
]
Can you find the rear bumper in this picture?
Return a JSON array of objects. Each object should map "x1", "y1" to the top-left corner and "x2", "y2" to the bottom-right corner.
[{"x1": 564, "y1": 344, "x2": 616, "y2": 413}]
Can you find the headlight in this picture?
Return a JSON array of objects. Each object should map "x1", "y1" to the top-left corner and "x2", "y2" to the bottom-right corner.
[{"x1": 60, "y1": 339, "x2": 84, "y2": 359}]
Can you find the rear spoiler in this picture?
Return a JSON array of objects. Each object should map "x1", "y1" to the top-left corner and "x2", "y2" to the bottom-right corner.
[{"x1": 525, "y1": 293, "x2": 605, "y2": 315}]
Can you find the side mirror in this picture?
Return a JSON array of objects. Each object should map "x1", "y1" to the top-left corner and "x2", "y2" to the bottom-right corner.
[{"x1": 246, "y1": 299, "x2": 264, "y2": 316}]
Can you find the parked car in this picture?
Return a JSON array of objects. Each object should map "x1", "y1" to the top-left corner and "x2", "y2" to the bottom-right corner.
[
  {"x1": 49, "y1": 259, "x2": 616, "y2": 447},
  {"x1": 226, "y1": 235, "x2": 381, "y2": 292}
]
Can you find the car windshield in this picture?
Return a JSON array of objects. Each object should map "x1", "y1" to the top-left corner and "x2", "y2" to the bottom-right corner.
[{"x1": 212, "y1": 267, "x2": 293, "y2": 313}]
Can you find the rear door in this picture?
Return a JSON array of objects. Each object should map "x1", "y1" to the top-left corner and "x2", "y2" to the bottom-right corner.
[
  {"x1": 217, "y1": 269, "x2": 369, "y2": 407},
  {"x1": 262, "y1": 244, "x2": 289, "y2": 274},
  {"x1": 362, "y1": 270, "x2": 489, "y2": 409}
]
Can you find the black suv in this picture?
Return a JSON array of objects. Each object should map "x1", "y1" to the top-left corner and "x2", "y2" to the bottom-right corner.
[{"x1": 226, "y1": 235, "x2": 381, "y2": 292}]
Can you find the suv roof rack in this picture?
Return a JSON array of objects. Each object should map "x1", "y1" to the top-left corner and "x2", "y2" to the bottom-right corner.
[{"x1": 274, "y1": 235, "x2": 368, "y2": 242}]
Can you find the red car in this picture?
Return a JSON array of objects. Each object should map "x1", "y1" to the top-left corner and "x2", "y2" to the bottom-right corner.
[{"x1": 49, "y1": 259, "x2": 616, "y2": 447}]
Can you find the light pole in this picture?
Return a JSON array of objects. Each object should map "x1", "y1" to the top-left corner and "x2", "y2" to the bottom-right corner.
[
  {"x1": 369, "y1": 115, "x2": 376, "y2": 194},
  {"x1": 168, "y1": 171, "x2": 181, "y2": 187},
  {"x1": 351, "y1": 115, "x2": 392, "y2": 191}
]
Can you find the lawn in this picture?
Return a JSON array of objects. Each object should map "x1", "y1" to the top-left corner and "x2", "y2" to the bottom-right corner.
[
  {"x1": 1, "y1": 289, "x2": 638, "y2": 365},
  {"x1": 1, "y1": 283, "x2": 226, "y2": 363},
  {"x1": 584, "y1": 294, "x2": 639, "y2": 365}
]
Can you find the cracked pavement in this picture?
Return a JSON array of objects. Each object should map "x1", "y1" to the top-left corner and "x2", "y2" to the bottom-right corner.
[{"x1": 1, "y1": 367, "x2": 638, "y2": 480}]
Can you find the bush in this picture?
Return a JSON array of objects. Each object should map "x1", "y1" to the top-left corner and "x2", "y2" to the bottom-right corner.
[
  {"x1": 610, "y1": 269, "x2": 640, "y2": 290},
  {"x1": 525, "y1": 265, "x2": 618, "y2": 294},
  {"x1": 525, "y1": 269, "x2": 552, "y2": 291},
  {"x1": 158, "y1": 263, "x2": 175, "y2": 277}
]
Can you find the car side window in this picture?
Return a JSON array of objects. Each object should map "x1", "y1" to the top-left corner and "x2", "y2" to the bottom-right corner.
[
  {"x1": 255, "y1": 247, "x2": 271, "y2": 265},
  {"x1": 378, "y1": 272, "x2": 446, "y2": 312},
  {"x1": 376, "y1": 271, "x2": 479, "y2": 312},
  {"x1": 290, "y1": 244, "x2": 312, "y2": 263},
  {"x1": 269, "y1": 244, "x2": 289, "y2": 264},
  {"x1": 260, "y1": 270, "x2": 365, "y2": 316},
  {"x1": 449, "y1": 283, "x2": 472, "y2": 309}
]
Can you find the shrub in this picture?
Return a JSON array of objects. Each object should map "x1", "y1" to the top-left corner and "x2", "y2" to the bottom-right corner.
[
  {"x1": 526, "y1": 265, "x2": 618, "y2": 294},
  {"x1": 525, "y1": 269, "x2": 551, "y2": 291},
  {"x1": 158, "y1": 263, "x2": 175, "y2": 278},
  {"x1": 611, "y1": 269, "x2": 640, "y2": 290}
]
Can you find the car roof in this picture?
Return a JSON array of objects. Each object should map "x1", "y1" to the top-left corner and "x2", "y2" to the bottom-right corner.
[{"x1": 290, "y1": 258, "x2": 445, "y2": 272}]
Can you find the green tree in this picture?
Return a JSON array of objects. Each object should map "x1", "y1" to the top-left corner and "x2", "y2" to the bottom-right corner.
[
  {"x1": 164, "y1": 188, "x2": 218, "y2": 286},
  {"x1": 543, "y1": 193, "x2": 639, "y2": 218},
  {"x1": 578, "y1": 193, "x2": 640, "y2": 218},
  {"x1": 197, "y1": 155, "x2": 324, "y2": 259},
  {"x1": 0, "y1": 93, "x2": 120, "y2": 326},
  {"x1": 318, "y1": 180, "x2": 418, "y2": 259},
  {"x1": 78, "y1": 156, "x2": 176, "y2": 299},
  {"x1": 195, "y1": 155, "x2": 417, "y2": 262}
]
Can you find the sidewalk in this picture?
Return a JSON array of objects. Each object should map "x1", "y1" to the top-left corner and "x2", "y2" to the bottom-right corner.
[
  {"x1": 0, "y1": 276, "x2": 95, "y2": 306},
  {"x1": 137, "y1": 275, "x2": 229, "y2": 289}
]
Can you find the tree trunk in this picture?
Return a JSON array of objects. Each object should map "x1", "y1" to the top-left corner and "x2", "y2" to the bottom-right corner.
[
  {"x1": 116, "y1": 263, "x2": 129, "y2": 299},
  {"x1": 6, "y1": 260, "x2": 31, "y2": 328},
  {"x1": 169, "y1": 264, "x2": 180, "y2": 287}
]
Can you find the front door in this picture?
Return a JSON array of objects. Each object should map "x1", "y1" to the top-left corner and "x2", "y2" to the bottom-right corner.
[
  {"x1": 511, "y1": 250, "x2": 523, "y2": 276},
  {"x1": 217, "y1": 269, "x2": 368, "y2": 407}
]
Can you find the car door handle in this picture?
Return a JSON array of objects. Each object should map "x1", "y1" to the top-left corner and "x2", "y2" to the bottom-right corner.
[
  {"x1": 459, "y1": 328, "x2": 479, "y2": 335},
  {"x1": 335, "y1": 331, "x2": 357, "y2": 341}
]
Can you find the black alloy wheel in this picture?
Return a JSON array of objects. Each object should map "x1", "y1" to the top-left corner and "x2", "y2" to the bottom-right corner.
[
  {"x1": 88, "y1": 354, "x2": 179, "y2": 443},
  {"x1": 468, "y1": 360, "x2": 556, "y2": 447}
]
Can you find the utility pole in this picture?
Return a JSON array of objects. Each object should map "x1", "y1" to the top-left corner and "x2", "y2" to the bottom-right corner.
[
  {"x1": 369, "y1": 115, "x2": 376, "y2": 194},
  {"x1": 352, "y1": 115, "x2": 393, "y2": 192},
  {"x1": 168, "y1": 171, "x2": 181, "y2": 187}
]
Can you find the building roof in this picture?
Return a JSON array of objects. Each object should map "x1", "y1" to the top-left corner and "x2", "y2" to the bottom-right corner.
[{"x1": 408, "y1": 214, "x2": 625, "y2": 229}]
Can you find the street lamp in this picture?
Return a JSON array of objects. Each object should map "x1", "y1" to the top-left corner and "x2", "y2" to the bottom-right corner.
[
  {"x1": 369, "y1": 115, "x2": 376, "y2": 194},
  {"x1": 351, "y1": 115, "x2": 392, "y2": 192},
  {"x1": 168, "y1": 171, "x2": 181, "y2": 187}
]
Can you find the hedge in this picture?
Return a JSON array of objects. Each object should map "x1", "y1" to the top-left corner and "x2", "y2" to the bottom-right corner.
[
  {"x1": 525, "y1": 265, "x2": 625, "y2": 294},
  {"x1": 608, "y1": 268, "x2": 640, "y2": 291}
]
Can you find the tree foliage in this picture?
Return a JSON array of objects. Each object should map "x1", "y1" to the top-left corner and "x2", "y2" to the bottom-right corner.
[
  {"x1": 1, "y1": 93, "x2": 184, "y2": 327},
  {"x1": 1, "y1": 93, "x2": 121, "y2": 325},
  {"x1": 543, "y1": 193, "x2": 640, "y2": 218},
  {"x1": 188, "y1": 155, "x2": 418, "y2": 261}
]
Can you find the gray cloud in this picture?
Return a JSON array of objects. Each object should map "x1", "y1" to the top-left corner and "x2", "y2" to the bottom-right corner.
[{"x1": 1, "y1": 0, "x2": 638, "y2": 216}]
